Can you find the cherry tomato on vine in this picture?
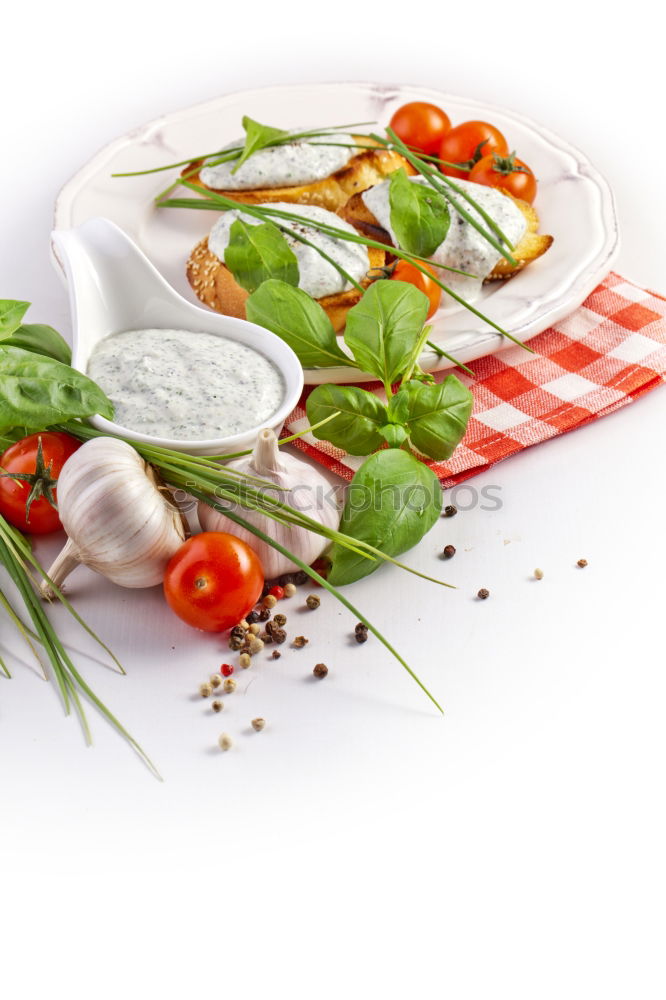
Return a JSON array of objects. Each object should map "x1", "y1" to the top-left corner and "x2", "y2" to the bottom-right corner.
[
  {"x1": 163, "y1": 531, "x2": 264, "y2": 632},
  {"x1": 389, "y1": 102, "x2": 451, "y2": 156},
  {"x1": 468, "y1": 152, "x2": 537, "y2": 203},
  {"x1": 391, "y1": 261, "x2": 442, "y2": 319},
  {"x1": 438, "y1": 121, "x2": 509, "y2": 179},
  {"x1": 0, "y1": 432, "x2": 80, "y2": 534}
]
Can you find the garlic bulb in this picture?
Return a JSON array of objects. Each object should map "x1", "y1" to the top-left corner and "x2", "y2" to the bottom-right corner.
[
  {"x1": 198, "y1": 428, "x2": 340, "y2": 578},
  {"x1": 41, "y1": 437, "x2": 187, "y2": 596}
]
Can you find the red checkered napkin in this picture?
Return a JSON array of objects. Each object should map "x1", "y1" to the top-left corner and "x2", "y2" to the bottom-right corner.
[{"x1": 283, "y1": 273, "x2": 666, "y2": 487}]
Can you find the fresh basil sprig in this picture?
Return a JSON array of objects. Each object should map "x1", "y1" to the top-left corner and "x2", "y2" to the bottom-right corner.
[
  {"x1": 327, "y1": 450, "x2": 443, "y2": 585},
  {"x1": 387, "y1": 377, "x2": 474, "y2": 461},
  {"x1": 0, "y1": 345, "x2": 113, "y2": 432},
  {"x1": 0, "y1": 298, "x2": 72, "y2": 364},
  {"x1": 232, "y1": 116, "x2": 290, "y2": 174},
  {"x1": 5, "y1": 324, "x2": 72, "y2": 365},
  {"x1": 246, "y1": 279, "x2": 353, "y2": 369},
  {"x1": 304, "y1": 384, "x2": 388, "y2": 455},
  {"x1": 389, "y1": 167, "x2": 450, "y2": 257},
  {"x1": 225, "y1": 219, "x2": 299, "y2": 293},
  {"x1": 0, "y1": 299, "x2": 30, "y2": 338},
  {"x1": 343, "y1": 279, "x2": 430, "y2": 392}
]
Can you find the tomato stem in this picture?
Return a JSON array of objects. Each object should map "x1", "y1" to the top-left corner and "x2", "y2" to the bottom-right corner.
[{"x1": 0, "y1": 436, "x2": 59, "y2": 524}]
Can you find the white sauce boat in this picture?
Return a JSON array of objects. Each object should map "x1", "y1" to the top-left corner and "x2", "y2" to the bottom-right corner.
[{"x1": 51, "y1": 217, "x2": 304, "y2": 455}]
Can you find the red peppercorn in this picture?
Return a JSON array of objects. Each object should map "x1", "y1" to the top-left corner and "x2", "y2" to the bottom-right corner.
[
  {"x1": 269, "y1": 585, "x2": 285, "y2": 600},
  {"x1": 221, "y1": 663, "x2": 234, "y2": 677}
]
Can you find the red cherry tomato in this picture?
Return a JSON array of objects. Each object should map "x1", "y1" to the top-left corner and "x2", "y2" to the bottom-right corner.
[
  {"x1": 389, "y1": 101, "x2": 451, "y2": 156},
  {"x1": 391, "y1": 262, "x2": 442, "y2": 319},
  {"x1": 164, "y1": 532, "x2": 264, "y2": 633},
  {"x1": 0, "y1": 432, "x2": 80, "y2": 535},
  {"x1": 468, "y1": 152, "x2": 537, "y2": 204},
  {"x1": 438, "y1": 121, "x2": 509, "y2": 179}
]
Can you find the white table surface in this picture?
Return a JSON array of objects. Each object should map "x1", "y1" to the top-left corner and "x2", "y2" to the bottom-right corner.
[{"x1": 2, "y1": 4, "x2": 665, "y2": 997}]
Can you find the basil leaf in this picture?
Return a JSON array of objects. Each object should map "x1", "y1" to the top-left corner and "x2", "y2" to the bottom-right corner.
[
  {"x1": 232, "y1": 116, "x2": 289, "y2": 174},
  {"x1": 305, "y1": 384, "x2": 388, "y2": 455},
  {"x1": 379, "y1": 423, "x2": 409, "y2": 447},
  {"x1": 0, "y1": 300, "x2": 30, "y2": 340},
  {"x1": 389, "y1": 168, "x2": 450, "y2": 257},
  {"x1": 343, "y1": 279, "x2": 429, "y2": 385},
  {"x1": 328, "y1": 449, "x2": 443, "y2": 585},
  {"x1": 0, "y1": 346, "x2": 114, "y2": 431},
  {"x1": 4, "y1": 324, "x2": 71, "y2": 365},
  {"x1": 246, "y1": 279, "x2": 353, "y2": 369},
  {"x1": 225, "y1": 219, "x2": 299, "y2": 294},
  {"x1": 388, "y1": 376, "x2": 473, "y2": 461}
]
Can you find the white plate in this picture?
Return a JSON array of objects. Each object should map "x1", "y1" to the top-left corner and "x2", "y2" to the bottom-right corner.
[{"x1": 54, "y1": 81, "x2": 620, "y2": 384}]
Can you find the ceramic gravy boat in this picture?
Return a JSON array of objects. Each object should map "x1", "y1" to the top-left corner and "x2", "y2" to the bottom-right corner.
[{"x1": 51, "y1": 217, "x2": 304, "y2": 455}]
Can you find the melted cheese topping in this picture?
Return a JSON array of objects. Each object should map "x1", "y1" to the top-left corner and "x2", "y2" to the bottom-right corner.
[
  {"x1": 362, "y1": 176, "x2": 527, "y2": 301},
  {"x1": 200, "y1": 133, "x2": 356, "y2": 190},
  {"x1": 208, "y1": 203, "x2": 370, "y2": 300}
]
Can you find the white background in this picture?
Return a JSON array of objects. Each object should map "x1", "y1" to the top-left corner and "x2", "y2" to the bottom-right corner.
[{"x1": 2, "y1": 3, "x2": 665, "y2": 997}]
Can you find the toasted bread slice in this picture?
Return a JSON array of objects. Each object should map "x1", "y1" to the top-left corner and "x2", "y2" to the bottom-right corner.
[
  {"x1": 339, "y1": 191, "x2": 553, "y2": 279},
  {"x1": 183, "y1": 139, "x2": 414, "y2": 212},
  {"x1": 187, "y1": 237, "x2": 386, "y2": 333}
]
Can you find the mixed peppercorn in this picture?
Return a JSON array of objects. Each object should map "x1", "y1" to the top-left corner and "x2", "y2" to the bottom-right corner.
[
  {"x1": 198, "y1": 513, "x2": 592, "y2": 752},
  {"x1": 194, "y1": 569, "x2": 373, "y2": 752}
]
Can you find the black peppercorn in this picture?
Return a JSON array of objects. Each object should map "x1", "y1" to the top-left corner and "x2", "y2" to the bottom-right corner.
[
  {"x1": 355, "y1": 631, "x2": 368, "y2": 644},
  {"x1": 271, "y1": 628, "x2": 287, "y2": 645},
  {"x1": 354, "y1": 622, "x2": 368, "y2": 634},
  {"x1": 313, "y1": 663, "x2": 328, "y2": 679},
  {"x1": 230, "y1": 625, "x2": 246, "y2": 639},
  {"x1": 246, "y1": 610, "x2": 259, "y2": 625},
  {"x1": 271, "y1": 650, "x2": 281, "y2": 660},
  {"x1": 477, "y1": 588, "x2": 490, "y2": 600},
  {"x1": 293, "y1": 571, "x2": 309, "y2": 586},
  {"x1": 443, "y1": 544, "x2": 456, "y2": 559},
  {"x1": 443, "y1": 505, "x2": 457, "y2": 517},
  {"x1": 273, "y1": 613, "x2": 287, "y2": 627},
  {"x1": 258, "y1": 608, "x2": 270, "y2": 622}
]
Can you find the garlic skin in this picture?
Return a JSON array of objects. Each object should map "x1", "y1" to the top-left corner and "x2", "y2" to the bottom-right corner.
[
  {"x1": 198, "y1": 428, "x2": 340, "y2": 578},
  {"x1": 41, "y1": 437, "x2": 187, "y2": 596}
]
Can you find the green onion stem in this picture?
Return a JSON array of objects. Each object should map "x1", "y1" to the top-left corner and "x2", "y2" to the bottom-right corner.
[
  {"x1": 114, "y1": 122, "x2": 377, "y2": 178},
  {"x1": 425, "y1": 341, "x2": 475, "y2": 376},
  {"x1": 0, "y1": 515, "x2": 158, "y2": 776},
  {"x1": 275, "y1": 224, "x2": 364, "y2": 294},
  {"x1": 0, "y1": 519, "x2": 124, "y2": 674},
  {"x1": 187, "y1": 484, "x2": 443, "y2": 714},
  {"x1": 165, "y1": 182, "x2": 477, "y2": 279},
  {"x1": 380, "y1": 129, "x2": 518, "y2": 262},
  {"x1": 0, "y1": 585, "x2": 44, "y2": 675},
  {"x1": 164, "y1": 185, "x2": 529, "y2": 347},
  {"x1": 59, "y1": 421, "x2": 455, "y2": 591}
]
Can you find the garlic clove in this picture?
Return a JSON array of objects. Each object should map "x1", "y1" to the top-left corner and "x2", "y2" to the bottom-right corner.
[
  {"x1": 197, "y1": 428, "x2": 340, "y2": 579},
  {"x1": 41, "y1": 437, "x2": 187, "y2": 596}
]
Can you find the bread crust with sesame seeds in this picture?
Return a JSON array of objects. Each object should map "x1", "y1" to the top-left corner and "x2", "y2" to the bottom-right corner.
[
  {"x1": 182, "y1": 138, "x2": 414, "y2": 212},
  {"x1": 187, "y1": 237, "x2": 386, "y2": 332}
]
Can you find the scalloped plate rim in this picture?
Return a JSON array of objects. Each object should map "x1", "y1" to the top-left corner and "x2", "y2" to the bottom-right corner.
[{"x1": 53, "y1": 81, "x2": 620, "y2": 385}]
